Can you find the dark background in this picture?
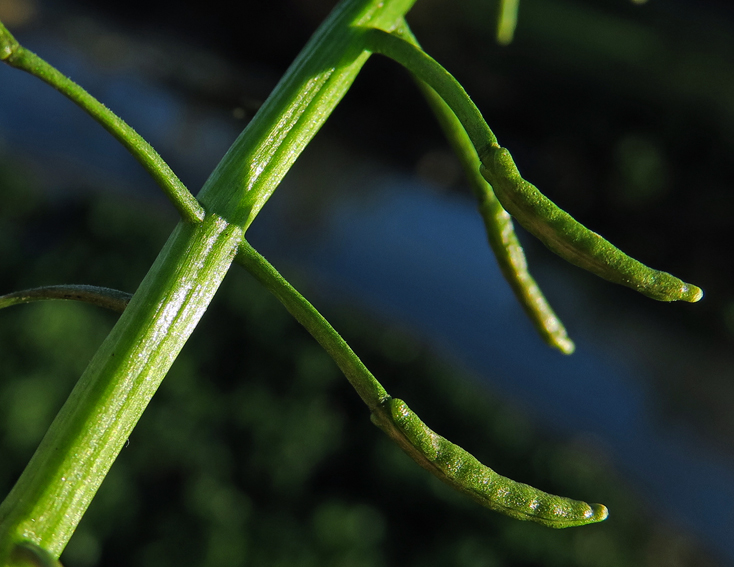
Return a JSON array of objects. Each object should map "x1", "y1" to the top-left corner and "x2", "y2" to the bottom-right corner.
[{"x1": 1, "y1": 0, "x2": 733, "y2": 565}]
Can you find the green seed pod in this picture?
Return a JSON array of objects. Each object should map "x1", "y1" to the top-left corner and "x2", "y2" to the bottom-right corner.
[
  {"x1": 372, "y1": 397, "x2": 608, "y2": 528},
  {"x1": 479, "y1": 146, "x2": 703, "y2": 303}
]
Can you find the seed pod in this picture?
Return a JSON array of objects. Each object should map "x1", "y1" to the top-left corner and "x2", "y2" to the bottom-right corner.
[
  {"x1": 479, "y1": 146, "x2": 703, "y2": 303},
  {"x1": 372, "y1": 397, "x2": 608, "y2": 528}
]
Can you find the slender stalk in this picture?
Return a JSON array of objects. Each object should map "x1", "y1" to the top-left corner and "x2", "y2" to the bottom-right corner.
[
  {"x1": 236, "y1": 242, "x2": 388, "y2": 410},
  {"x1": 363, "y1": 28, "x2": 498, "y2": 156},
  {"x1": 496, "y1": 0, "x2": 520, "y2": 45},
  {"x1": 396, "y1": 23, "x2": 574, "y2": 354},
  {"x1": 235, "y1": 243, "x2": 605, "y2": 528},
  {"x1": 0, "y1": 20, "x2": 205, "y2": 224},
  {"x1": 0, "y1": 285, "x2": 131, "y2": 314}
]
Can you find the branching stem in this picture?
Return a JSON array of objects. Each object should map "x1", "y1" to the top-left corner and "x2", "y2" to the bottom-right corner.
[{"x1": 0, "y1": 0, "x2": 418, "y2": 561}]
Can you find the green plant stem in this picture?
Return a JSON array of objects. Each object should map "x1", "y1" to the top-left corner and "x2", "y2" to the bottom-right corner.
[
  {"x1": 0, "y1": 285, "x2": 131, "y2": 313},
  {"x1": 196, "y1": 0, "x2": 417, "y2": 228},
  {"x1": 496, "y1": 0, "x2": 520, "y2": 45},
  {"x1": 0, "y1": 0, "x2": 417, "y2": 560},
  {"x1": 363, "y1": 28, "x2": 498, "y2": 157},
  {"x1": 236, "y1": 242, "x2": 388, "y2": 410},
  {"x1": 396, "y1": 22, "x2": 574, "y2": 354},
  {"x1": 0, "y1": 20, "x2": 205, "y2": 224},
  {"x1": 0, "y1": 215, "x2": 243, "y2": 560}
]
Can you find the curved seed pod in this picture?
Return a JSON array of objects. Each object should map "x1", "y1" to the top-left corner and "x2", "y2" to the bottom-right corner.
[
  {"x1": 371, "y1": 397, "x2": 608, "y2": 528},
  {"x1": 405, "y1": 71, "x2": 573, "y2": 353},
  {"x1": 479, "y1": 146, "x2": 703, "y2": 303},
  {"x1": 371, "y1": 25, "x2": 573, "y2": 353}
]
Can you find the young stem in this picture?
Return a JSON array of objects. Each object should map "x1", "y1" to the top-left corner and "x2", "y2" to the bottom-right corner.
[
  {"x1": 195, "y1": 0, "x2": 417, "y2": 228},
  {"x1": 363, "y1": 28, "x2": 498, "y2": 156},
  {"x1": 236, "y1": 242, "x2": 388, "y2": 411},
  {"x1": 0, "y1": 20, "x2": 205, "y2": 224}
]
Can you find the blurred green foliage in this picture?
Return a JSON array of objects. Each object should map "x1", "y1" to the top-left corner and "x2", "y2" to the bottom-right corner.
[{"x1": 0, "y1": 156, "x2": 721, "y2": 566}]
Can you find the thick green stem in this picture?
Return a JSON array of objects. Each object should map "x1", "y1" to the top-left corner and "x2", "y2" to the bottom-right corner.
[
  {"x1": 0, "y1": 0, "x2": 417, "y2": 560},
  {"x1": 0, "y1": 215, "x2": 243, "y2": 559},
  {"x1": 196, "y1": 0, "x2": 417, "y2": 228}
]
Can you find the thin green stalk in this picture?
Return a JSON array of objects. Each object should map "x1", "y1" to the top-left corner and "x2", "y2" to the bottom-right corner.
[
  {"x1": 0, "y1": 20, "x2": 205, "y2": 224},
  {"x1": 0, "y1": 285, "x2": 131, "y2": 314},
  {"x1": 236, "y1": 242, "x2": 388, "y2": 410},
  {"x1": 496, "y1": 0, "x2": 520, "y2": 45},
  {"x1": 363, "y1": 28, "x2": 497, "y2": 157},
  {"x1": 396, "y1": 22, "x2": 574, "y2": 354}
]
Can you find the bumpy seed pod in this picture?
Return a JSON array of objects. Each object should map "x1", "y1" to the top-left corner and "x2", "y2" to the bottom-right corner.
[
  {"x1": 372, "y1": 397, "x2": 608, "y2": 528},
  {"x1": 479, "y1": 146, "x2": 703, "y2": 303}
]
